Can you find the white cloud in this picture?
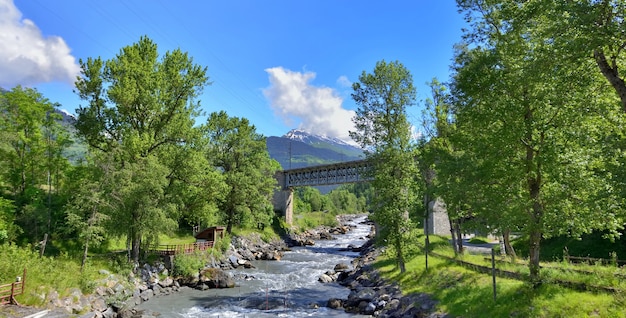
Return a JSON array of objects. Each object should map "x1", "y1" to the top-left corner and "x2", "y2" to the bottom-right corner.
[
  {"x1": 0, "y1": 0, "x2": 80, "y2": 87},
  {"x1": 263, "y1": 67, "x2": 356, "y2": 143},
  {"x1": 336, "y1": 75, "x2": 352, "y2": 88}
]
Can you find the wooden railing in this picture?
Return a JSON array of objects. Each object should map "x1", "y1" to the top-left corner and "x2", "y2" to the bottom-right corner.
[
  {"x1": 0, "y1": 268, "x2": 26, "y2": 306},
  {"x1": 564, "y1": 255, "x2": 626, "y2": 266},
  {"x1": 151, "y1": 241, "x2": 214, "y2": 256}
]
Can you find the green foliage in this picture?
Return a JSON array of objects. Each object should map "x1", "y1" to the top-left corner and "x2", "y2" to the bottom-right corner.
[
  {"x1": 351, "y1": 60, "x2": 421, "y2": 273},
  {"x1": 204, "y1": 111, "x2": 279, "y2": 234},
  {"x1": 0, "y1": 244, "x2": 107, "y2": 306},
  {"x1": 513, "y1": 230, "x2": 626, "y2": 263},
  {"x1": 74, "y1": 36, "x2": 214, "y2": 262},
  {"x1": 293, "y1": 186, "x2": 369, "y2": 217},
  {"x1": 0, "y1": 197, "x2": 17, "y2": 243},
  {"x1": 447, "y1": 0, "x2": 626, "y2": 283},
  {"x1": 376, "y1": 228, "x2": 626, "y2": 317},
  {"x1": 216, "y1": 233, "x2": 231, "y2": 253},
  {"x1": 172, "y1": 252, "x2": 207, "y2": 277},
  {"x1": 0, "y1": 86, "x2": 71, "y2": 244},
  {"x1": 292, "y1": 211, "x2": 338, "y2": 232}
]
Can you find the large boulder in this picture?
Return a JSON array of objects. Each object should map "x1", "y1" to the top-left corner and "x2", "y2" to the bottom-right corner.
[{"x1": 199, "y1": 268, "x2": 235, "y2": 289}]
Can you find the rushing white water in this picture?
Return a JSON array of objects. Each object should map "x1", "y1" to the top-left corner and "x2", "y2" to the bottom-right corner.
[{"x1": 137, "y1": 215, "x2": 372, "y2": 317}]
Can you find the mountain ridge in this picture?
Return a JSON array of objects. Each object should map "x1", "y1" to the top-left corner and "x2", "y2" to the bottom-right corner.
[{"x1": 266, "y1": 129, "x2": 364, "y2": 170}]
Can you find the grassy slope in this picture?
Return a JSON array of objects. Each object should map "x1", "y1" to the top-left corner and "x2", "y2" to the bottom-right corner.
[{"x1": 375, "y1": 231, "x2": 626, "y2": 317}]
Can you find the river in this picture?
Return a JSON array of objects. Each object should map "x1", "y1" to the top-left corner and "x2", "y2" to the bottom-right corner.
[{"x1": 137, "y1": 215, "x2": 372, "y2": 317}]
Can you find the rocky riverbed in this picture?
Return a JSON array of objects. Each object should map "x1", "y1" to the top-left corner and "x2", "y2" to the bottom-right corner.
[{"x1": 0, "y1": 214, "x2": 448, "y2": 317}]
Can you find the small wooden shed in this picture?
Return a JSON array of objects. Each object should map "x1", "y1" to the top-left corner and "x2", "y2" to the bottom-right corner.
[{"x1": 194, "y1": 226, "x2": 225, "y2": 242}]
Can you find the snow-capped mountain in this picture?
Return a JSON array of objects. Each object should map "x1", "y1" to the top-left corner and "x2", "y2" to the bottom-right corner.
[
  {"x1": 284, "y1": 129, "x2": 355, "y2": 147},
  {"x1": 54, "y1": 109, "x2": 76, "y2": 126},
  {"x1": 266, "y1": 129, "x2": 364, "y2": 170}
]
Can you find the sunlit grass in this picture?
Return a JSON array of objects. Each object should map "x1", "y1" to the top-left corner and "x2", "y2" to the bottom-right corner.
[
  {"x1": 292, "y1": 211, "x2": 339, "y2": 232},
  {"x1": 0, "y1": 244, "x2": 127, "y2": 307},
  {"x1": 374, "y1": 229, "x2": 626, "y2": 317}
]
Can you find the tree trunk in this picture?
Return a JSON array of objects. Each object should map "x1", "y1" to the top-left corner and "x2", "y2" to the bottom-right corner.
[
  {"x1": 395, "y1": 234, "x2": 406, "y2": 273},
  {"x1": 131, "y1": 232, "x2": 141, "y2": 264},
  {"x1": 528, "y1": 175, "x2": 543, "y2": 285},
  {"x1": 226, "y1": 208, "x2": 234, "y2": 234},
  {"x1": 503, "y1": 229, "x2": 517, "y2": 259},
  {"x1": 81, "y1": 238, "x2": 89, "y2": 272},
  {"x1": 454, "y1": 219, "x2": 464, "y2": 254},
  {"x1": 449, "y1": 216, "x2": 458, "y2": 255},
  {"x1": 594, "y1": 49, "x2": 626, "y2": 112},
  {"x1": 524, "y1": 98, "x2": 544, "y2": 285}
]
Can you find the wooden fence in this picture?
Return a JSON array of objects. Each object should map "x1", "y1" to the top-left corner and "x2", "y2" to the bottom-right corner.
[
  {"x1": 0, "y1": 268, "x2": 26, "y2": 306},
  {"x1": 564, "y1": 255, "x2": 626, "y2": 266},
  {"x1": 151, "y1": 241, "x2": 214, "y2": 256}
]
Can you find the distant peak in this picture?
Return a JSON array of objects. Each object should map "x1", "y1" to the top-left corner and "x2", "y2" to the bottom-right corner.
[
  {"x1": 57, "y1": 109, "x2": 76, "y2": 119},
  {"x1": 282, "y1": 129, "x2": 356, "y2": 148}
]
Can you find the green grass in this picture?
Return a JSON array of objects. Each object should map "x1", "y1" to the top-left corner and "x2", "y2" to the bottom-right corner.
[
  {"x1": 292, "y1": 211, "x2": 339, "y2": 232},
  {"x1": 513, "y1": 231, "x2": 626, "y2": 262},
  {"x1": 467, "y1": 236, "x2": 492, "y2": 244},
  {"x1": 375, "y1": 230, "x2": 626, "y2": 317},
  {"x1": 0, "y1": 244, "x2": 130, "y2": 307}
]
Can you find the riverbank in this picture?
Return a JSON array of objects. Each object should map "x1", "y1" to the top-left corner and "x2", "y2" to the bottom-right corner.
[{"x1": 1, "y1": 214, "x2": 446, "y2": 318}]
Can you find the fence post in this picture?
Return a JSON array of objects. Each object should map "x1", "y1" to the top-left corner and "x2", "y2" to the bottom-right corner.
[
  {"x1": 22, "y1": 268, "x2": 26, "y2": 296},
  {"x1": 491, "y1": 248, "x2": 497, "y2": 302}
]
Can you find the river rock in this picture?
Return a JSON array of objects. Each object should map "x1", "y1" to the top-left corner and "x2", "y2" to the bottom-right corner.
[
  {"x1": 101, "y1": 307, "x2": 116, "y2": 318},
  {"x1": 199, "y1": 268, "x2": 235, "y2": 289},
  {"x1": 318, "y1": 273, "x2": 333, "y2": 283},
  {"x1": 90, "y1": 297, "x2": 108, "y2": 312},
  {"x1": 327, "y1": 298, "x2": 343, "y2": 309},
  {"x1": 140, "y1": 289, "x2": 153, "y2": 301},
  {"x1": 334, "y1": 262, "x2": 350, "y2": 272},
  {"x1": 159, "y1": 276, "x2": 174, "y2": 287},
  {"x1": 228, "y1": 255, "x2": 239, "y2": 268}
]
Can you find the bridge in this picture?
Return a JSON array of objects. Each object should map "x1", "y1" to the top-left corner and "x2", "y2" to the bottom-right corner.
[
  {"x1": 272, "y1": 160, "x2": 371, "y2": 224},
  {"x1": 271, "y1": 159, "x2": 451, "y2": 237}
]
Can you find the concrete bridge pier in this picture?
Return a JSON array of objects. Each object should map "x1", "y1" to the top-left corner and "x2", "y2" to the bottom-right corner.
[
  {"x1": 272, "y1": 187, "x2": 293, "y2": 225},
  {"x1": 273, "y1": 170, "x2": 293, "y2": 224}
]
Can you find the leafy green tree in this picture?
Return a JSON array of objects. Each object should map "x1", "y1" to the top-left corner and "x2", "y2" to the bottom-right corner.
[
  {"x1": 64, "y1": 162, "x2": 110, "y2": 271},
  {"x1": 328, "y1": 188, "x2": 358, "y2": 214},
  {"x1": 453, "y1": 1, "x2": 621, "y2": 283},
  {"x1": 0, "y1": 198, "x2": 16, "y2": 243},
  {"x1": 350, "y1": 60, "x2": 419, "y2": 273},
  {"x1": 74, "y1": 36, "x2": 210, "y2": 262},
  {"x1": 0, "y1": 86, "x2": 70, "y2": 243},
  {"x1": 204, "y1": 111, "x2": 279, "y2": 234},
  {"x1": 295, "y1": 187, "x2": 323, "y2": 213}
]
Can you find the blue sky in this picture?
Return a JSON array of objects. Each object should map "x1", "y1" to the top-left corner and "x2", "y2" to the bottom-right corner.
[{"x1": 2, "y1": 0, "x2": 466, "y2": 143}]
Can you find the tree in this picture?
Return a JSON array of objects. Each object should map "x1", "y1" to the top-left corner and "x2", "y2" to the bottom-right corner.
[
  {"x1": 419, "y1": 78, "x2": 467, "y2": 255},
  {"x1": 350, "y1": 60, "x2": 419, "y2": 273},
  {"x1": 0, "y1": 86, "x2": 69, "y2": 243},
  {"x1": 453, "y1": 1, "x2": 621, "y2": 283},
  {"x1": 74, "y1": 36, "x2": 210, "y2": 262},
  {"x1": 204, "y1": 111, "x2": 279, "y2": 234},
  {"x1": 64, "y1": 162, "x2": 110, "y2": 271}
]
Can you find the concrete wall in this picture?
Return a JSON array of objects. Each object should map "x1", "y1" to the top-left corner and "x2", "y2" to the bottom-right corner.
[
  {"x1": 425, "y1": 198, "x2": 451, "y2": 236},
  {"x1": 272, "y1": 188, "x2": 293, "y2": 225}
]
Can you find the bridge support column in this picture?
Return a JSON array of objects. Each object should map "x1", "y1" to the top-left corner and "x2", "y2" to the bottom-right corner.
[
  {"x1": 272, "y1": 187, "x2": 294, "y2": 225},
  {"x1": 285, "y1": 188, "x2": 293, "y2": 225}
]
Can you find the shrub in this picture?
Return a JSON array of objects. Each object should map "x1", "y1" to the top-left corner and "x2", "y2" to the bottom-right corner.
[{"x1": 172, "y1": 252, "x2": 206, "y2": 277}]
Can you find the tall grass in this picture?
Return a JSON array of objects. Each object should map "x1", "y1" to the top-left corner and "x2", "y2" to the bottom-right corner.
[{"x1": 0, "y1": 244, "x2": 111, "y2": 306}]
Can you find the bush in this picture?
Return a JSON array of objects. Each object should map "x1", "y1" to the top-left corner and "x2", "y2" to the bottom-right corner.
[{"x1": 172, "y1": 252, "x2": 206, "y2": 277}]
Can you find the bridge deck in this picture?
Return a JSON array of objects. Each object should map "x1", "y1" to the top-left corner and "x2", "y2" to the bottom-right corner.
[{"x1": 280, "y1": 159, "x2": 370, "y2": 188}]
